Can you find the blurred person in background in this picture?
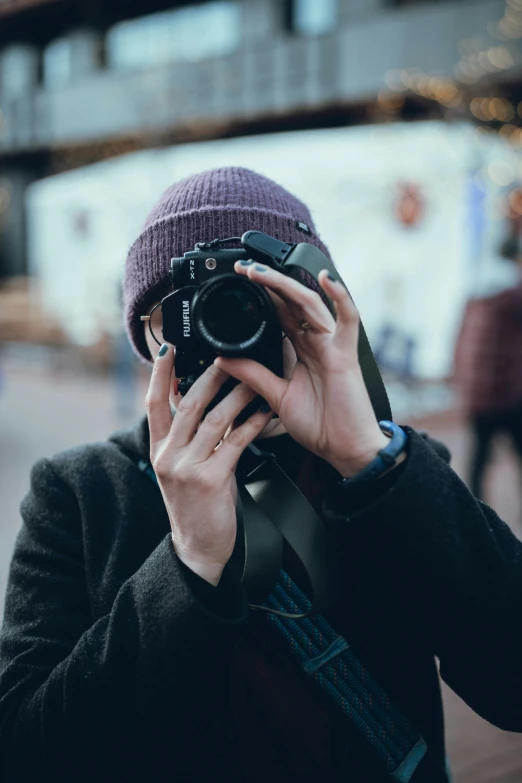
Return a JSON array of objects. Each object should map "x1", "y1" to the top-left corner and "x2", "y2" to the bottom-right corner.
[
  {"x1": 1, "y1": 168, "x2": 522, "y2": 783},
  {"x1": 453, "y1": 234, "x2": 522, "y2": 501}
]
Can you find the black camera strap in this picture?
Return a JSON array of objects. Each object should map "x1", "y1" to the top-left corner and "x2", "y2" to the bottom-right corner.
[
  {"x1": 233, "y1": 442, "x2": 339, "y2": 618},
  {"x1": 231, "y1": 444, "x2": 427, "y2": 782}
]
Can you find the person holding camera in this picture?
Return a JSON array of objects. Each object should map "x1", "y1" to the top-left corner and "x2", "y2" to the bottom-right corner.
[{"x1": 0, "y1": 167, "x2": 521, "y2": 783}]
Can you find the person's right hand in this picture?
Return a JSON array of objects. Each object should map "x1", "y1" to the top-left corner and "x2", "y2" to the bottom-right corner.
[{"x1": 145, "y1": 344, "x2": 274, "y2": 586}]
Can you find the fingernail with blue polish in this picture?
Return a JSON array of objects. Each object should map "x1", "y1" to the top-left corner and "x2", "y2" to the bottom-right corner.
[
  {"x1": 239, "y1": 259, "x2": 253, "y2": 266},
  {"x1": 255, "y1": 264, "x2": 267, "y2": 272},
  {"x1": 158, "y1": 344, "x2": 169, "y2": 357},
  {"x1": 327, "y1": 273, "x2": 336, "y2": 282}
]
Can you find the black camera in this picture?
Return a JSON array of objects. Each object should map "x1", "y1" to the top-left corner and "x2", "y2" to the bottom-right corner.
[
  {"x1": 152, "y1": 231, "x2": 326, "y2": 414},
  {"x1": 163, "y1": 232, "x2": 287, "y2": 397}
]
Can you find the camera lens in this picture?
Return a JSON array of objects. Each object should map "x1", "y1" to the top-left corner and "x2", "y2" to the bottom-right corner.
[
  {"x1": 206, "y1": 287, "x2": 259, "y2": 343},
  {"x1": 192, "y1": 274, "x2": 273, "y2": 353}
]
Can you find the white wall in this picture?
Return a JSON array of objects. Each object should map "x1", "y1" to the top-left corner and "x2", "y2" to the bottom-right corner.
[{"x1": 26, "y1": 120, "x2": 522, "y2": 377}]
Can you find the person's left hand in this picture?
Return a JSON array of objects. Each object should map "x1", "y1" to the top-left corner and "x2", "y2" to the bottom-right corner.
[{"x1": 214, "y1": 261, "x2": 390, "y2": 478}]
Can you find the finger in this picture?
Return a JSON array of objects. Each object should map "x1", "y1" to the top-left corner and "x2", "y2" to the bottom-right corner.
[
  {"x1": 318, "y1": 270, "x2": 360, "y2": 348},
  {"x1": 168, "y1": 364, "x2": 233, "y2": 448},
  {"x1": 145, "y1": 343, "x2": 175, "y2": 446},
  {"x1": 235, "y1": 261, "x2": 335, "y2": 332},
  {"x1": 264, "y1": 289, "x2": 301, "y2": 339},
  {"x1": 188, "y1": 382, "x2": 260, "y2": 462},
  {"x1": 212, "y1": 404, "x2": 275, "y2": 473},
  {"x1": 214, "y1": 355, "x2": 288, "y2": 413},
  {"x1": 259, "y1": 289, "x2": 307, "y2": 363}
]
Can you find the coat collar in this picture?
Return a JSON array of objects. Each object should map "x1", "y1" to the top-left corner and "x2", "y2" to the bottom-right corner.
[{"x1": 108, "y1": 414, "x2": 151, "y2": 465}]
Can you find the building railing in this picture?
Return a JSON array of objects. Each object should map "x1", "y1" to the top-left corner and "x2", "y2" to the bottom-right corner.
[{"x1": 0, "y1": 0, "x2": 512, "y2": 152}]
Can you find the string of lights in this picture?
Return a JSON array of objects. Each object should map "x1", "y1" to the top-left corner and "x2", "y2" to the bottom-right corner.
[{"x1": 379, "y1": 0, "x2": 522, "y2": 154}]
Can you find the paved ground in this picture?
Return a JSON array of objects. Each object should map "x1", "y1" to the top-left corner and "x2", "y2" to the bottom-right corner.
[{"x1": 1, "y1": 358, "x2": 522, "y2": 781}]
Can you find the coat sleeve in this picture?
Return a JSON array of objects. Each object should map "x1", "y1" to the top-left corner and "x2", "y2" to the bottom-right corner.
[
  {"x1": 322, "y1": 426, "x2": 522, "y2": 732},
  {"x1": 0, "y1": 458, "x2": 249, "y2": 783}
]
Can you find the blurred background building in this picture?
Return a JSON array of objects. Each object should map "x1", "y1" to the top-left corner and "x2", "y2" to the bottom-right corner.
[
  {"x1": 2, "y1": 0, "x2": 522, "y2": 379},
  {"x1": 2, "y1": 3, "x2": 522, "y2": 779}
]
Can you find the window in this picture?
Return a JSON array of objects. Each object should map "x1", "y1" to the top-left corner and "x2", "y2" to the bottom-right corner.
[
  {"x1": 285, "y1": 0, "x2": 338, "y2": 36},
  {"x1": 0, "y1": 46, "x2": 38, "y2": 98},
  {"x1": 43, "y1": 38, "x2": 73, "y2": 90},
  {"x1": 107, "y1": 1, "x2": 241, "y2": 72}
]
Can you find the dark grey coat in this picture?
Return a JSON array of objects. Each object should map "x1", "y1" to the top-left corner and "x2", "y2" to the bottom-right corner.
[{"x1": 0, "y1": 416, "x2": 521, "y2": 782}]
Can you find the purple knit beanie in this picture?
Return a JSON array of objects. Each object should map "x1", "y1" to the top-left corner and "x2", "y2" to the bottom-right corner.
[{"x1": 124, "y1": 166, "x2": 332, "y2": 363}]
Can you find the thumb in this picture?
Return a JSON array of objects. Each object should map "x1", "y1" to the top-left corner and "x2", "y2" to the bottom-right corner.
[{"x1": 213, "y1": 356, "x2": 287, "y2": 413}]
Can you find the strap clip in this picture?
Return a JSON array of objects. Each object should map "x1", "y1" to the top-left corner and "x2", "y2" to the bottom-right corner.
[{"x1": 236, "y1": 442, "x2": 276, "y2": 483}]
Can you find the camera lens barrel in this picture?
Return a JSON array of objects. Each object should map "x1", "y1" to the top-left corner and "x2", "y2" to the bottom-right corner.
[{"x1": 192, "y1": 273, "x2": 275, "y2": 355}]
